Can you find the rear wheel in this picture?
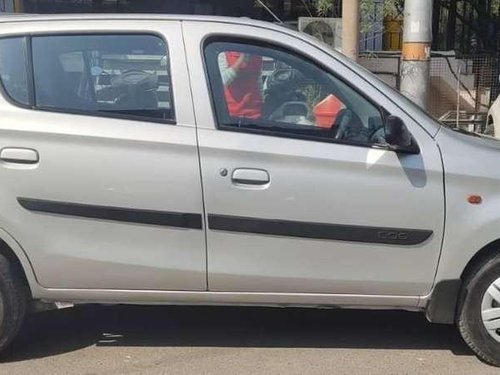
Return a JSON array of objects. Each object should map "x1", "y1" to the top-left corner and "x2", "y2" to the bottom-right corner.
[
  {"x1": 458, "y1": 253, "x2": 500, "y2": 366},
  {"x1": 0, "y1": 253, "x2": 27, "y2": 352}
]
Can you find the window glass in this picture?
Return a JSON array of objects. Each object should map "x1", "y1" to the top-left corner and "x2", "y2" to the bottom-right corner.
[
  {"x1": 205, "y1": 42, "x2": 386, "y2": 145},
  {"x1": 32, "y1": 34, "x2": 174, "y2": 122},
  {"x1": 0, "y1": 38, "x2": 29, "y2": 105}
]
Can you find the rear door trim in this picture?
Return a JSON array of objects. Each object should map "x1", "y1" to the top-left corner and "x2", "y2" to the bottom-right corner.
[{"x1": 18, "y1": 198, "x2": 203, "y2": 229}]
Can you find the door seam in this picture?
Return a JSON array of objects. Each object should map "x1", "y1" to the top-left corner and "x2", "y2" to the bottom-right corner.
[{"x1": 180, "y1": 21, "x2": 210, "y2": 291}]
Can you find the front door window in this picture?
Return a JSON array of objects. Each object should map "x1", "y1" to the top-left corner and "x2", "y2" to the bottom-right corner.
[{"x1": 205, "y1": 41, "x2": 386, "y2": 146}]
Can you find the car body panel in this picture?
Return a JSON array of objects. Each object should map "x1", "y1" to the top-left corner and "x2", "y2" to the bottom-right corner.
[
  {"x1": 433, "y1": 126, "x2": 500, "y2": 283},
  {"x1": 182, "y1": 21, "x2": 445, "y2": 296},
  {"x1": 0, "y1": 19, "x2": 207, "y2": 291}
]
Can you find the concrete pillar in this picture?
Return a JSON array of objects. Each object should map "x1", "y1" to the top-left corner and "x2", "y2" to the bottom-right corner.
[
  {"x1": 342, "y1": 0, "x2": 360, "y2": 61},
  {"x1": 400, "y1": 0, "x2": 433, "y2": 109}
]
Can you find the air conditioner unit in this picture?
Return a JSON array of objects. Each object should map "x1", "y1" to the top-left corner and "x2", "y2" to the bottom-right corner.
[{"x1": 298, "y1": 17, "x2": 343, "y2": 51}]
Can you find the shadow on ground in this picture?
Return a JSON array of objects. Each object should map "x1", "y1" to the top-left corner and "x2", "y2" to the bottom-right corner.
[{"x1": 0, "y1": 305, "x2": 473, "y2": 362}]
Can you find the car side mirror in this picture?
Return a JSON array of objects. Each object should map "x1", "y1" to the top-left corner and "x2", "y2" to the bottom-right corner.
[{"x1": 385, "y1": 115, "x2": 420, "y2": 154}]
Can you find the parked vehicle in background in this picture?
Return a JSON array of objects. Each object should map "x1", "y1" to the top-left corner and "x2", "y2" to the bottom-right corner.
[
  {"x1": 487, "y1": 94, "x2": 500, "y2": 137},
  {"x1": 2, "y1": 14, "x2": 500, "y2": 366}
]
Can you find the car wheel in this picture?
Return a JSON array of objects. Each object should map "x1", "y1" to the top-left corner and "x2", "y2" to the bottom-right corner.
[
  {"x1": 0, "y1": 253, "x2": 27, "y2": 353},
  {"x1": 458, "y1": 253, "x2": 500, "y2": 366}
]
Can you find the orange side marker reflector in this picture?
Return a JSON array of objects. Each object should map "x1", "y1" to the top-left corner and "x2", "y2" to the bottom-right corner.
[{"x1": 468, "y1": 195, "x2": 482, "y2": 205}]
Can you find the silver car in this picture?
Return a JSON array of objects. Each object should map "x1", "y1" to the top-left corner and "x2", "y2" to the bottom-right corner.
[{"x1": 0, "y1": 14, "x2": 499, "y2": 366}]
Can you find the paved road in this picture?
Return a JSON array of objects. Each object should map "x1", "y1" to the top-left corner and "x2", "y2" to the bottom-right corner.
[{"x1": 0, "y1": 305, "x2": 497, "y2": 374}]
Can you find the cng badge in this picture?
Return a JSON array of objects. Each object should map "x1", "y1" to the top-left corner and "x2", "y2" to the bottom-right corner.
[{"x1": 378, "y1": 231, "x2": 409, "y2": 241}]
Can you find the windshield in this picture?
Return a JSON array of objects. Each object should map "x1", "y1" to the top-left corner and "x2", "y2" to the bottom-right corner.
[{"x1": 298, "y1": 30, "x2": 443, "y2": 136}]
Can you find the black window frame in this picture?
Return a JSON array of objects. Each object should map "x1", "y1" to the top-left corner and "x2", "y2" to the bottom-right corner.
[
  {"x1": 203, "y1": 36, "x2": 393, "y2": 150},
  {"x1": 0, "y1": 32, "x2": 176, "y2": 126}
]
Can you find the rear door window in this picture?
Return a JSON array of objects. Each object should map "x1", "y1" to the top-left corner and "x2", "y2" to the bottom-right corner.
[
  {"x1": 0, "y1": 34, "x2": 174, "y2": 123},
  {"x1": 32, "y1": 34, "x2": 174, "y2": 122},
  {"x1": 0, "y1": 37, "x2": 29, "y2": 105}
]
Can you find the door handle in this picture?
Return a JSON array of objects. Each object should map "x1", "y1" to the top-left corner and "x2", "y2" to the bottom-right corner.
[
  {"x1": 0, "y1": 148, "x2": 39, "y2": 164},
  {"x1": 231, "y1": 168, "x2": 270, "y2": 186}
]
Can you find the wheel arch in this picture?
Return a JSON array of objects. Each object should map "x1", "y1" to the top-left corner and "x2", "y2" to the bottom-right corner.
[
  {"x1": 426, "y1": 238, "x2": 500, "y2": 324},
  {"x1": 0, "y1": 228, "x2": 39, "y2": 299}
]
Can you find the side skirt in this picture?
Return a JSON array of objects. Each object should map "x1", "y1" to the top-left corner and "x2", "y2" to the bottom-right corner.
[{"x1": 33, "y1": 287, "x2": 421, "y2": 311}]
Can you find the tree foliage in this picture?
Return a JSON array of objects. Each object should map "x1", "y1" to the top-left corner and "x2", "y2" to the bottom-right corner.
[
  {"x1": 313, "y1": 0, "x2": 404, "y2": 32},
  {"x1": 315, "y1": 0, "x2": 403, "y2": 18}
]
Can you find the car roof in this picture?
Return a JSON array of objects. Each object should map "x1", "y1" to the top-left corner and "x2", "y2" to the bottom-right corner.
[
  {"x1": 0, "y1": 13, "x2": 314, "y2": 56},
  {"x1": 0, "y1": 13, "x2": 309, "y2": 50},
  {"x1": 0, "y1": 13, "x2": 282, "y2": 28},
  {"x1": 0, "y1": 13, "x2": 324, "y2": 64}
]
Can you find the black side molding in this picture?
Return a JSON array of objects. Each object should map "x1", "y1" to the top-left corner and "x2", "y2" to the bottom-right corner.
[
  {"x1": 208, "y1": 214, "x2": 433, "y2": 246},
  {"x1": 18, "y1": 198, "x2": 203, "y2": 229}
]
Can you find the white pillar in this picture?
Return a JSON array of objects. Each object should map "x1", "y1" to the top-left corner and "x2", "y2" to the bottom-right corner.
[{"x1": 400, "y1": 0, "x2": 433, "y2": 109}]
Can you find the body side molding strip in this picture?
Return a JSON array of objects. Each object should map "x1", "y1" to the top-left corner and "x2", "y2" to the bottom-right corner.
[
  {"x1": 18, "y1": 198, "x2": 203, "y2": 229},
  {"x1": 208, "y1": 214, "x2": 433, "y2": 246}
]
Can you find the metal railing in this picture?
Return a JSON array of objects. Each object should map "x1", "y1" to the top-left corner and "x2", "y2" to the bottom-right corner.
[{"x1": 360, "y1": 50, "x2": 500, "y2": 134}]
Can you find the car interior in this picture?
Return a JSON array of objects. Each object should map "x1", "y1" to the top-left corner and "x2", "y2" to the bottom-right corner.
[{"x1": 210, "y1": 44, "x2": 387, "y2": 145}]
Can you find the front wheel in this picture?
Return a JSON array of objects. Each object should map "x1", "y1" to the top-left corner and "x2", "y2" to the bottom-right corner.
[{"x1": 458, "y1": 253, "x2": 500, "y2": 366}]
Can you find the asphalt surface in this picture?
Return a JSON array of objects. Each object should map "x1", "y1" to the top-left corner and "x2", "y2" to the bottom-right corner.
[{"x1": 0, "y1": 304, "x2": 498, "y2": 374}]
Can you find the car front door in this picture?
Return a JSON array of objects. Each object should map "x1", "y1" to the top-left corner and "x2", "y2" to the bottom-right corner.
[
  {"x1": 184, "y1": 21, "x2": 444, "y2": 298},
  {"x1": 0, "y1": 20, "x2": 206, "y2": 291}
]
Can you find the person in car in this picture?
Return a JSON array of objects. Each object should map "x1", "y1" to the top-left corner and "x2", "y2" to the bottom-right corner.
[{"x1": 218, "y1": 51, "x2": 263, "y2": 119}]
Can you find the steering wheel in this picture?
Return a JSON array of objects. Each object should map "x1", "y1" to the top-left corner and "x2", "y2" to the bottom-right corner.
[
  {"x1": 332, "y1": 109, "x2": 367, "y2": 142},
  {"x1": 265, "y1": 68, "x2": 294, "y2": 91}
]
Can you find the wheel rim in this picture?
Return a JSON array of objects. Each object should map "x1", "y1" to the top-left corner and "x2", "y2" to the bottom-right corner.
[{"x1": 481, "y1": 278, "x2": 500, "y2": 343}]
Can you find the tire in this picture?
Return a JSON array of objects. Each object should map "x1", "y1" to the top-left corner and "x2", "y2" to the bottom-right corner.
[
  {"x1": 458, "y1": 253, "x2": 500, "y2": 366},
  {"x1": 0, "y1": 253, "x2": 27, "y2": 353}
]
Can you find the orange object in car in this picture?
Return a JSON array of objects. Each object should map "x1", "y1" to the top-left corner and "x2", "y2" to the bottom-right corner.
[{"x1": 313, "y1": 94, "x2": 343, "y2": 128}]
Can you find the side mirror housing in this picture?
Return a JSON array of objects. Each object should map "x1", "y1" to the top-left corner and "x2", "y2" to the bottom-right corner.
[{"x1": 385, "y1": 115, "x2": 420, "y2": 154}]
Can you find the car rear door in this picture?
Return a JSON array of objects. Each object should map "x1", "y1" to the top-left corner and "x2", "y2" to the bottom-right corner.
[
  {"x1": 0, "y1": 20, "x2": 206, "y2": 291},
  {"x1": 183, "y1": 21, "x2": 444, "y2": 297}
]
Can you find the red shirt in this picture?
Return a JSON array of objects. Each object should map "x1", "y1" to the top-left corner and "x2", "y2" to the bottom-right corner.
[{"x1": 223, "y1": 52, "x2": 263, "y2": 120}]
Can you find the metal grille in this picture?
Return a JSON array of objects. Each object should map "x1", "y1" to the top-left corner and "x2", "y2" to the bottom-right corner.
[
  {"x1": 359, "y1": 0, "x2": 384, "y2": 52},
  {"x1": 359, "y1": 51, "x2": 401, "y2": 90},
  {"x1": 429, "y1": 53, "x2": 500, "y2": 133},
  {"x1": 432, "y1": 0, "x2": 500, "y2": 54},
  {"x1": 360, "y1": 51, "x2": 500, "y2": 134}
]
